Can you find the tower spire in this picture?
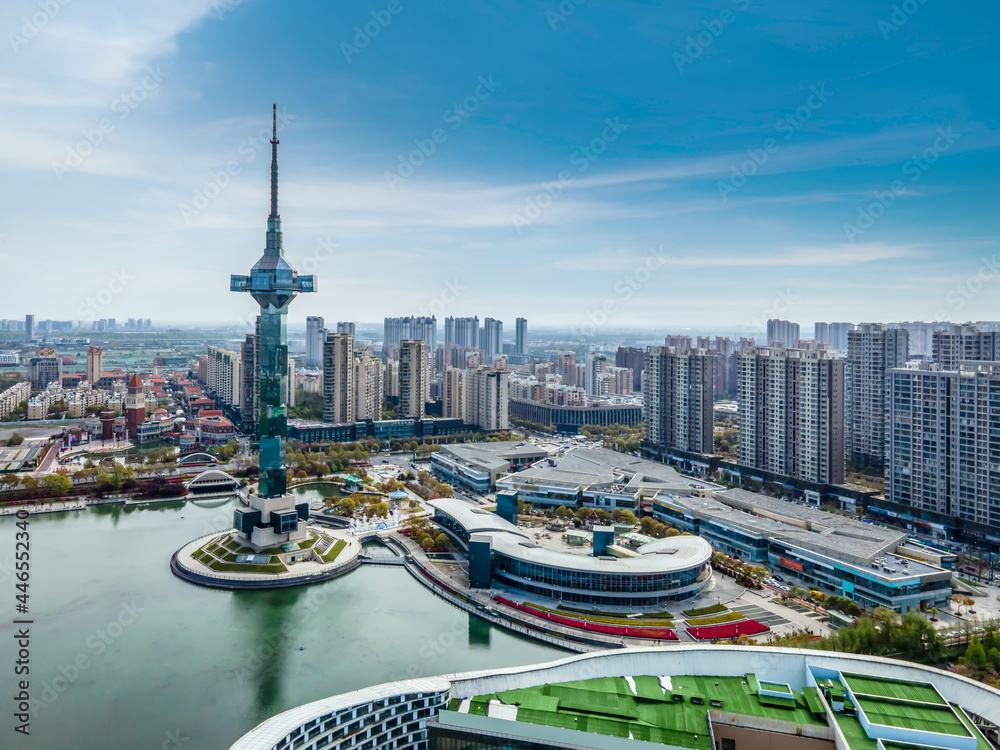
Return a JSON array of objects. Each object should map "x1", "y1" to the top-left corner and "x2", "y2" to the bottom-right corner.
[{"x1": 269, "y1": 103, "x2": 279, "y2": 219}]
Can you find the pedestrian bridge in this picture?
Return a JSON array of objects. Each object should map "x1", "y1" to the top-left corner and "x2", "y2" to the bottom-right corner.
[
  {"x1": 185, "y1": 469, "x2": 239, "y2": 494},
  {"x1": 177, "y1": 452, "x2": 220, "y2": 466}
]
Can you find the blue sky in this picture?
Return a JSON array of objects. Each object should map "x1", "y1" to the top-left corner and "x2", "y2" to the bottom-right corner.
[{"x1": 1, "y1": 0, "x2": 998, "y2": 332}]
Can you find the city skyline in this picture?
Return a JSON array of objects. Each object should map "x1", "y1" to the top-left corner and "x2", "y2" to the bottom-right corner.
[{"x1": 1, "y1": 1, "x2": 998, "y2": 327}]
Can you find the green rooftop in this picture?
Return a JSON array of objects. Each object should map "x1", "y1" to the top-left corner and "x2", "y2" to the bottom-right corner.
[
  {"x1": 819, "y1": 672, "x2": 993, "y2": 750},
  {"x1": 456, "y1": 674, "x2": 826, "y2": 750},
  {"x1": 841, "y1": 673, "x2": 946, "y2": 706},
  {"x1": 452, "y1": 670, "x2": 994, "y2": 750},
  {"x1": 856, "y1": 696, "x2": 971, "y2": 737}
]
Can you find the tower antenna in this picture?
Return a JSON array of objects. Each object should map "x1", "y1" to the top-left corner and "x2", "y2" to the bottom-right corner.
[{"x1": 269, "y1": 103, "x2": 279, "y2": 218}]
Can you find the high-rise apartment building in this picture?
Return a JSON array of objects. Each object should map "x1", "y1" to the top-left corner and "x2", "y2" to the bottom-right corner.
[
  {"x1": 240, "y1": 333, "x2": 258, "y2": 436},
  {"x1": 444, "y1": 316, "x2": 479, "y2": 348},
  {"x1": 409, "y1": 316, "x2": 437, "y2": 353},
  {"x1": 515, "y1": 317, "x2": 527, "y2": 355},
  {"x1": 322, "y1": 332, "x2": 354, "y2": 423},
  {"x1": 479, "y1": 318, "x2": 503, "y2": 361},
  {"x1": 86, "y1": 346, "x2": 103, "y2": 385},
  {"x1": 846, "y1": 324, "x2": 908, "y2": 469},
  {"x1": 737, "y1": 347, "x2": 845, "y2": 484},
  {"x1": 465, "y1": 368, "x2": 509, "y2": 430},
  {"x1": 384, "y1": 316, "x2": 436, "y2": 352},
  {"x1": 557, "y1": 352, "x2": 577, "y2": 386},
  {"x1": 585, "y1": 353, "x2": 609, "y2": 396},
  {"x1": 643, "y1": 347, "x2": 714, "y2": 455},
  {"x1": 766, "y1": 319, "x2": 800, "y2": 348},
  {"x1": 353, "y1": 348, "x2": 384, "y2": 421},
  {"x1": 336, "y1": 321, "x2": 356, "y2": 337},
  {"x1": 442, "y1": 367, "x2": 465, "y2": 421},
  {"x1": 931, "y1": 324, "x2": 1000, "y2": 370},
  {"x1": 207, "y1": 345, "x2": 242, "y2": 407},
  {"x1": 24, "y1": 314, "x2": 34, "y2": 343},
  {"x1": 886, "y1": 362, "x2": 1000, "y2": 533},
  {"x1": 615, "y1": 346, "x2": 644, "y2": 391},
  {"x1": 398, "y1": 339, "x2": 426, "y2": 418},
  {"x1": 306, "y1": 316, "x2": 325, "y2": 367},
  {"x1": 27, "y1": 349, "x2": 62, "y2": 390},
  {"x1": 815, "y1": 322, "x2": 854, "y2": 351},
  {"x1": 664, "y1": 334, "x2": 693, "y2": 348}
]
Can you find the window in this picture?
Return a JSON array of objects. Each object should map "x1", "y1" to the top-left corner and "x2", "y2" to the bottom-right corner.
[{"x1": 722, "y1": 738, "x2": 736, "y2": 750}]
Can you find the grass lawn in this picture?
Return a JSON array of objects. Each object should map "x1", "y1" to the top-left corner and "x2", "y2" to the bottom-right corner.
[
  {"x1": 322, "y1": 539, "x2": 348, "y2": 563},
  {"x1": 682, "y1": 603, "x2": 728, "y2": 618}
]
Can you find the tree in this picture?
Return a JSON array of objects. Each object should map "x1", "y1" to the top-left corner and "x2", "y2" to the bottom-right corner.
[
  {"x1": 555, "y1": 505, "x2": 572, "y2": 521},
  {"x1": 962, "y1": 637, "x2": 987, "y2": 670},
  {"x1": 7, "y1": 432, "x2": 24, "y2": 446},
  {"x1": 434, "y1": 533, "x2": 449, "y2": 550}
]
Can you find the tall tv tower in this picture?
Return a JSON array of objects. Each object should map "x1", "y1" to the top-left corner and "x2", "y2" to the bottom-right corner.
[{"x1": 230, "y1": 105, "x2": 316, "y2": 548}]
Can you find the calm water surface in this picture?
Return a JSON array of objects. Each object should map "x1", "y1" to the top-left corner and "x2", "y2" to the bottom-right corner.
[{"x1": 0, "y1": 491, "x2": 563, "y2": 749}]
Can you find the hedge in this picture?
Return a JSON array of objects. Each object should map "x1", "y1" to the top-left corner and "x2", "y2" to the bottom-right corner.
[
  {"x1": 682, "y1": 602, "x2": 728, "y2": 618},
  {"x1": 685, "y1": 611, "x2": 744, "y2": 626}
]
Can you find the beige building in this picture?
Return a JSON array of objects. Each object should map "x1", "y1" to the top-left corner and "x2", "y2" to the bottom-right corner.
[
  {"x1": 353, "y1": 349, "x2": 384, "y2": 421},
  {"x1": 0, "y1": 381, "x2": 30, "y2": 420},
  {"x1": 443, "y1": 367, "x2": 464, "y2": 420},
  {"x1": 206, "y1": 345, "x2": 242, "y2": 407},
  {"x1": 398, "y1": 339, "x2": 426, "y2": 418},
  {"x1": 86, "y1": 346, "x2": 104, "y2": 385},
  {"x1": 465, "y1": 367, "x2": 509, "y2": 430},
  {"x1": 323, "y1": 332, "x2": 354, "y2": 423}
]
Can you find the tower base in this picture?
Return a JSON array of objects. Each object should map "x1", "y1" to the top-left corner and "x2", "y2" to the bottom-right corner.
[{"x1": 233, "y1": 491, "x2": 310, "y2": 552}]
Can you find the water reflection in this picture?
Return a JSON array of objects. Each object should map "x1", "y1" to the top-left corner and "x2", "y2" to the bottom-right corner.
[
  {"x1": 232, "y1": 588, "x2": 305, "y2": 719},
  {"x1": 468, "y1": 613, "x2": 491, "y2": 648}
]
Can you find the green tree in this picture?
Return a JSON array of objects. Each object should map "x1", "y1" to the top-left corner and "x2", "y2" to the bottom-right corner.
[
  {"x1": 962, "y1": 637, "x2": 987, "y2": 669},
  {"x1": 7, "y1": 432, "x2": 24, "y2": 446},
  {"x1": 40, "y1": 474, "x2": 72, "y2": 495},
  {"x1": 555, "y1": 505, "x2": 572, "y2": 521},
  {"x1": 434, "y1": 533, "x2": 449, "y2": 550}
]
